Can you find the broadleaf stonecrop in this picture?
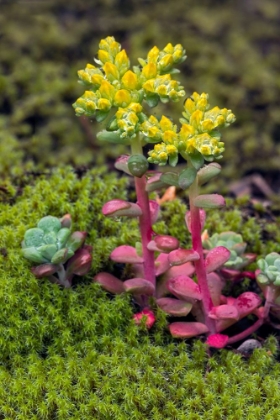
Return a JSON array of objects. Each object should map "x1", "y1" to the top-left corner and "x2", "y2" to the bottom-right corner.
[{"x1": 73, "y1": 36, "x2": 280, "y2": 349}]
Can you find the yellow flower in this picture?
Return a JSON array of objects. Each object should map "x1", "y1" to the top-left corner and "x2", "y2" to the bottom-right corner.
[
  {"x1": 103, "y1": 62, "x2": 119, "y2": 82},
  {"x1": 91, "y1": 74, "x2": 104, "y2": 87},
  {"x1": 147, "y1": 46, "x2": 160, "y2": 63},
  {"x1": 163, "y1": 130, "x2": 177, "y2": 144},
  {"x1": 115, "y1": 50, "x2": 130, "y2": 75},
  {"x1": 99, "y1": 81, "x2": 115, "y2": 101},
  {"x1": 128, "y1": 103, "x2": 142, "y2": 113},
  {"x1": 77, "y1": 70, "x2": 91, "y2": 84},
  {"x1": 142, "y1": 63, "x2": 158, "y2": 80},
  {"x1": 97, "y1": 98, "x2": 111, "y2": 111},
  {"x1": 121, "y1": 71, "x2": 138, "y2": 90},
  {"x1": 160, "y1": 115, "x2": 174, "y2": 132},
  {"x1": 114, "y1": 89, "x2": 132, "y2": 107},
  {"x1": 163, "y1": 43, "x2": 174, "y2": 54},
  {"x1": 158, "y1": 54, "x2": 174, "y2": 72},
  {"x1": 179, "y1": 124, "x2": 195, "y2": 139},
  {"x1": 142, "y1": 79, "x2": 155, "y2": 93},
  {"x1": 190, "y1": 109, "x2": 203, "y2": 129},
  {"x1": 98, "y1": 50, "x2": 111, "y2": 64}
]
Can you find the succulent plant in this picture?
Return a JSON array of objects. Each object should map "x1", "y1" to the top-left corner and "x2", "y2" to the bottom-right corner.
[
  {"x1": 257, "y1": 252, "x2": 280, "y2": 286},
  {"x1": 22, "y1": 215, "x2": 92, "y2": 288},
  {"x1": 203, "y1": 231, "x2": 255, "y2": 271}
]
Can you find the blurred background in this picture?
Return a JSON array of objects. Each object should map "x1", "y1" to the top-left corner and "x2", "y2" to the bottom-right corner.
[{"x1": 0, "y1": 0, "x2": 280, "y2": 194}]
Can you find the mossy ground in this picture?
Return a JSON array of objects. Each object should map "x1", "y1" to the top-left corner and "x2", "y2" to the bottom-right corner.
[{"x1": 0, "y1": 167, "x2": 279, "y2": 418}]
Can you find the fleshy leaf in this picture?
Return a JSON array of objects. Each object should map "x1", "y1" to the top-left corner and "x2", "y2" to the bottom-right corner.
[
  {"x1": 22, "y1": 247, "x2": 48, "y2": 264},
  {"x1": 56, "y1": 228, "x2": 71, "y2": 247},
  {"x1": 155, "y1": 253, "x2": 170, "y2": 276},
  {"x1": 114, "y1": 155, "x2": 132, "y2": 175},
  {"x1": 160, "y1": 172, "x2": 179, "y2": 187},
  {"x1": 209, "y1": 304, "x2": 239, "y2": 320},
  {"x1": 205, "y1": 246, "x2": 231, "y2": 273},
  {"x1": 149, "y1": 200, "x2": 160, "y2": 224},
  {"x1": 94, "y1": 272, "x2": 125, "y2": 294},
  {"x1": 206, "y1": 333, "x2": 229, "y2": 349},
  {"x1": 168, "y1": 248, "x2": 199, "y2": 266},
  {"x1": 23, "y1": 228, "x2": 44, "y2": 248},
  {"x1": 110, "y1": 245, "x2": 144, "y2": 264},
  {"x1": 102, "y1": 200, "x2": 142, "y2": 218},
  {"x1": 31, "y1": 263, "x2": 59, "y2": 279},
  {"x1": 123, "y1": 278, "x2": 155, "y2": 295},
  {"x1": 178, "y1": 167, "x2": 197, "y2": 190},
  {"x1": 207, "y1": 272, "x2": 224, "y2": 306},
  {"x1": 66, "y1": 246, "x2": 92, "y2": 276},
  {"x1": 156, "y1": 298, "x2": 192, "y2": 316},
  {"x1": 60, "y1": 214, "x2": 72, "y2": 229},
  {"x1": 37, "y1": 244, "x2": 57, "y2": 262},
  {"x1": 169, "y1": 322, "x2": 209, "y2": 338},
  {"x1": 66, "y1": 231, "x2": 87, "y2": 253},
  {"x1": 51, "y1": 248, "x2": 73, "y2": 264},
  {"x1": 197, "y1": 163, "x2": 221, "y2": 186},
  {"x1": 38, "y1": 216, "x2": 61, "y2": 233},
  {"x1": 146, "y1": 173, "x2": 169, "y2": 192},
  {"x1": 193, "y1": 194, "x2": 225, "y2": 209},
  {"x1": 148, "y1": 235, "x2": 179, "y2": 253},
  {"x1": 168, "y1": 275, "x2": 202, "y2": 301},
  {"x1": 235, "y1": 292, "x2": 262, "y2": 318}
]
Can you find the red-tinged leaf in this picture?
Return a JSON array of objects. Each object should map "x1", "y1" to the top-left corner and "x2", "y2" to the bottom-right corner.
[
  {"x1": 66, "y1": 246, "x2": 92, "y2": 276},
  {"x1": 205, "y1": 246, "x2": 231, "y2": 273},
  {"x1": 110, "y1": 246, "x2": 144, "y2": 264},
  {"x1": 60, "y1": 214, "x2": 72, "y2": 229},
  {"x1": 157, "y1": 298, "x2": 192, "y2": 316},
  {"x1": 114, "y1": 154, "x2": 132, "y2": 175},
  {"x1": 133, "y1": 308, "x2": 156, "y2": 329},
  {"x1": 169, "y1": 322, "x2": 209, "y2": 338},
  {"x1": 156, "y1": 262, "x2": 196, "y2": 298},
  {"x1": 168, "y1": 275, "x2": 202, "y2": 301},
  {"x1": 123, "y1": 278, "x2": 155, "y2": 295},
  {"x1": 93, "y1": 272, "x2": 125, "y2": 294},
  {"x1": 169, "y1": 248, "x2": 199, "y2": 266},
  {"x1": 102, "y1": 200, "x2": 142, "y2": 218},
  {"x1": 149, "y1": 200, "x2": 160, "y2": 224},
  {"x1": 31, "y1": 263, "x2": 59, "y2": 278},
  {"x1": 206, "y1": 333, "x2": 229, "y2": 349},
  {"x1": 148, "y1": 235, "x2": 179, "y2": 252},
  {"x1": 155, "y1": 253, "x2": 170, "y2": 276},
  {"x1": 185, "y1": 209, "x2": 206, "y2": 233},
  {"x1": 226, "y1": 296, "x2": 236, "y2": 306},
  {"x1": 194, "y1": 194, "x2": 225, "y2": 209},
  {"x1": 220, "y1": 268, "x2": 240, "y2": 280},
  {"x1": 235, "y1": 292, "x2": 262, "y2": 318},
  {"x1": 209, "y1": 304, "x2": 239, "y2": 320},
  {"x1": 207, "y1": 272, "x2": 224, "y2": 306},
  {"x1": 197, "y1": 163, "x2": 222, "y2": 186},
  {"x1": 146, "y1": 173, "x2": 168, "y2": 192}
]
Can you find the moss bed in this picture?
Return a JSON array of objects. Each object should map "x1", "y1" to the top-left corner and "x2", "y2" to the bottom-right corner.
[{"x1": 0, "y1": 167, "x2": 278, "y2": 418}]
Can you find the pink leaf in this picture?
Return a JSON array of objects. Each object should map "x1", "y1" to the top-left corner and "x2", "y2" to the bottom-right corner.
[
  {"x1": 93, "y1": 272, "x2": 125, "y2": 294},
  {"x1": 133, "y1": 308, "x2": 156, "y2": 329},
  {"x1": 110, "y1": 245, "x2": 144, "y2": 264},
  {"x1": 209, "y1": 304, "x2": 239, "y2": 320},
  {"x1": 102, "y1": 200, "x2": 142, "y2": 218},
  {"x1": 146, "y1": 173, "x2": 169, "y2": 193},
  {"x1": 123, "y1": 278, "x2": 155, "y2": 295},
  {"x1": 205, "y1": 246, "x2": 231, "y2": 273},
  {"x1": 169, "y1": 248, "x2": 200, "y2": 266},
  {"x1": 60, "y1": 214, "x2": 72, "y2": 228},
  {"x1": 194, "y1": 194, "x2": 225, "y2": 209},
  {"x1": 149, "y1": 200, "x2": 160, "y2": 224},
  {"x1": 31, "y1": 263, "x2": 59, "y2": 278},
  {"x1": 155, "y1": 253, "x2": 170, "y2": 276},
  {"x1": 157, "y1": 298, "x2": 192, "y2": 316},
  {"x1": 168, "y1": 275, "x2": 202, "y2": 301},
  {"x1": 114, "y1": 155, "x2": 131, "y2": 175},
  {"x1": 235, "y1": 292, "x2": 262, "y2": 318},
  {"x1": 156, "y1": 262, "x2": 195, "y2": 298},
  {"x1": 207, "y1": 272, "x2": 224, "y2": 306},
  {"x1": 169, "y1": 322, "x2": 209, "y2": 338},
  {"x1": 66, "y1": 246, "x2": 92, "y2": 276},
  {"x1": 206, "y1": 333, "x2": 229, "y2": 349},
  {"x1": 148, "y1": 235, "x2": 179, "y2": 252},
  {"x1": 185, "y1": 209, "x2": 206, "y2": 233}
]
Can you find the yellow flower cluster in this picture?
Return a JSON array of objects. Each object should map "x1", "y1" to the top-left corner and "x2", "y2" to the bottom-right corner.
[
  {"x1": 146, "y1": 92, "x2": 236, "y2": 166},
  {"x1": 73, "y1": 36, "x2": 186, "y2": 135}
]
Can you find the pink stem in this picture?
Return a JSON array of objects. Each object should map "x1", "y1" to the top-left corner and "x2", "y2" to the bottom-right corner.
[
  {"x1": 134, "y1": 175, "x2": 155, "y2": 288},
  {"x1": 189, "y1": 180, "x2": 216, "y2": 333},
  {"x1": 228, "y1": 285, "x2": 275, "y2": 345}
]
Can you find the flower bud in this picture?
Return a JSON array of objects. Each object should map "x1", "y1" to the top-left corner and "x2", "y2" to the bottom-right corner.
[{"x1": 127, "y1": 154, "x2": 149, "y2": 177}]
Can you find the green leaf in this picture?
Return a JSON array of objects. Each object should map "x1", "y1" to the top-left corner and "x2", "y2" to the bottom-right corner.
[
  {"x1": 43, "y1": 232, "x2": 57, "y2": 245},
  {"x1": 22, "y1": 247, "x2": 48, "y2": 264},
  {"x1": 38, "y1": 216, "x2": 61, "y2": 233},
  {"x1": 194, "y1": 194, "x2": 225, "y2": 209},
  {"x1": 178, "y1": 167, "x2": 197, "y2": 190},
  {"x1": 56, "y1": 228, "x2": 71, "y2": 248},
  {"x1": 23, "y1": 228, "x2": 44, "y2": 247},
  {"x1": 197, "y1": 162, "x2": 221, "y2": 185},
  {"x1": 169, "y1": 154, "x2": 178, "y2": 167},
  {"x1": 97, "y1": 130, "x2": 130, "y2": 145},
  {"x1": 95, "y1": 110, "x2": 110, "y2": 122},
  {"x1": 51, "y1": 248, "x2": 74, "y2": 264},
  {"x1": 160, "y1": 172, "x2": 179, "y2": 187},
  {"x1": 37, "y1": 244, "x2": 57, "y2": 261},
  {"x1": 189, "y1": 151, "x2": 204, "y2": 170},
  {"x1": 145, "y1": 94, "x2": 159, "y2": 108}
]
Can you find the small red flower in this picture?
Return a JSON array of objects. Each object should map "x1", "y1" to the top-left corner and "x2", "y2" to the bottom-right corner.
[
  {"x1": 133, "y1": 308, "x2": 156, "y2": 329},
  {"x1": 206, "y1": 333, "x2": 229, "y2": 349}
]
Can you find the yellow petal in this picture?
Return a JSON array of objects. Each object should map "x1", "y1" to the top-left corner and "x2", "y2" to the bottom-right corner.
[
  {"x1": 142, "y1": 63, "x2": 157, "y2": 79},
  {"x1": 103, "y1": 62, "x2": 119, "y2": 81},
  {"x1": 99, "y1": 81, "x2": 115, "y2": 100},
  {"x1": 160, "y1": 115, "x2": 173, "y2": 131},
  {"x1": 114, "y1": 89, "x2": 132, "y2": 107},
  {"x1": 147, "y1": 46, "x2": 160, "y2": 63},
  {"x1": 115, "y1": 50, "x2": 130, "y2": 71},
  {"x1": 98, "y1": 50, "x2": 110, "y2": 64},
  {"x1": 121, "y1": 70, "x2": 138, "y2": 90}
]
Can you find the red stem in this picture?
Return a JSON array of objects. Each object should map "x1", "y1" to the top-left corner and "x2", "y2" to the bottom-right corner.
[
  {"x1": 134, "y1": 175, "x2": 155, "y2": 288},
  {"x1": 189, "y1": 180, "x2": 216, "y2": 333}
]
